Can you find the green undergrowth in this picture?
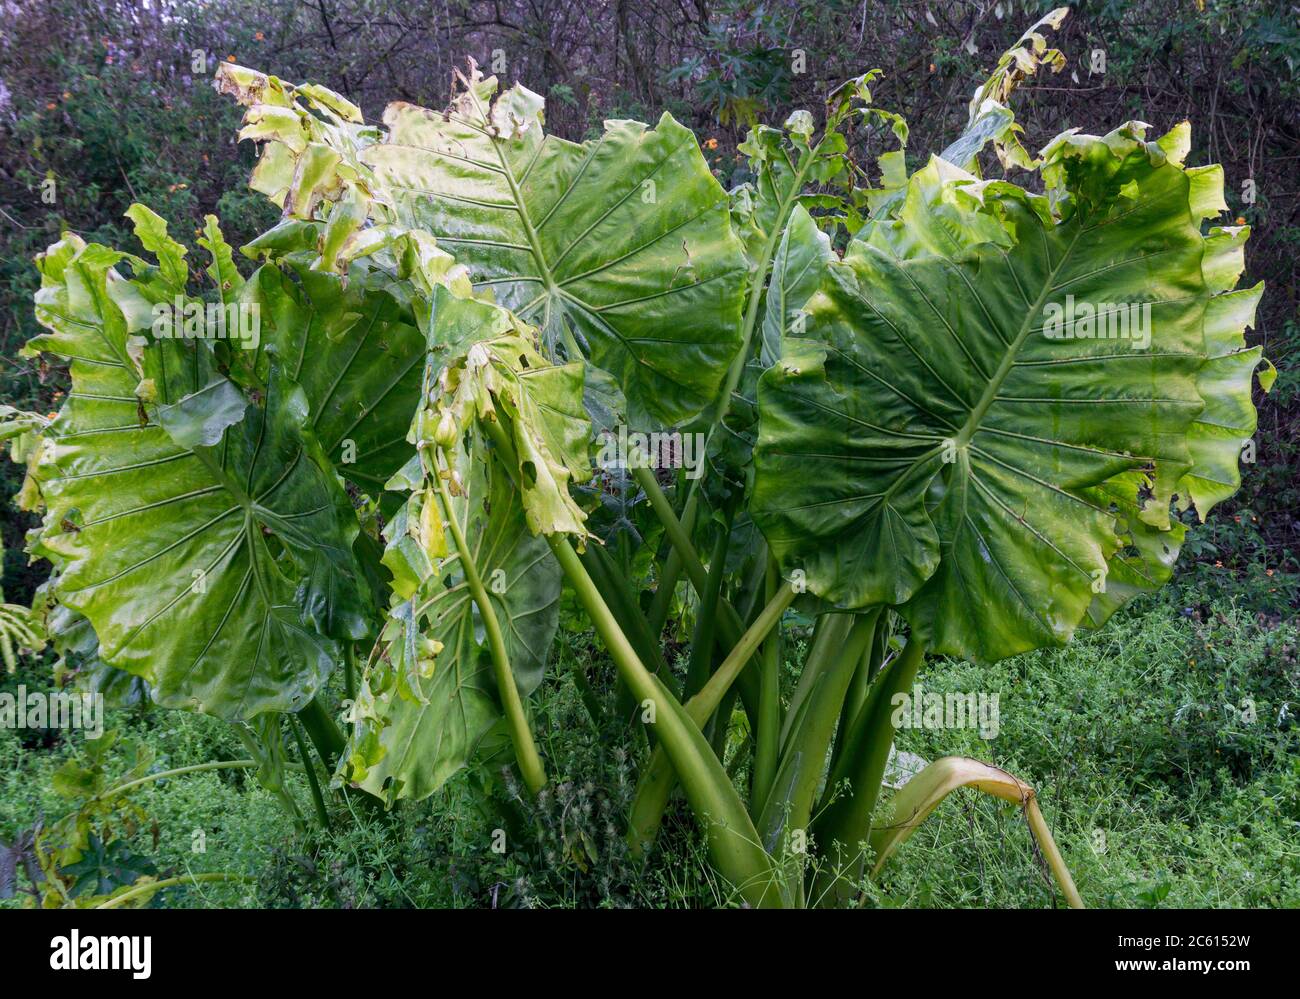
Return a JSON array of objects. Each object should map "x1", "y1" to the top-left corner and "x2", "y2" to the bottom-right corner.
[{"x1": 3, "y1": 575, "x2": 1295, "y2": 909}]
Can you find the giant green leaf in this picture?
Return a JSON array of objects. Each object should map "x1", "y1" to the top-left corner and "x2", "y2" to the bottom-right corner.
[
  {"x1": 357, "y1": 67, "x2": 745, "y2": 429},
  {"x1": 752, "y1": 123, "x2": 1267, "y2": 662},
  {"x1": 26, "y1": 234, "x2": 366, "y2": 719}
]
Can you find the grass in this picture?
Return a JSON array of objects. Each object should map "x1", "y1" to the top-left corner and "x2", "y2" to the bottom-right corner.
[
  {"x1": 2, "y1": 576, "x2": 1296, "y2": 909},
  {"x1": 874, "y1": 595, "x2": 1300, "y2": 908}
]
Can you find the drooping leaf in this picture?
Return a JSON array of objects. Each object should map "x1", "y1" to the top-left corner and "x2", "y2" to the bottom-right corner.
[
  {"x1": 342, "y1": 443, "x2": 561, "y2": 803},
  {"x1": 943, "y1": 7, "x2": 1069, "y2": 174},
  {"x1": 216, "y1": 63, "x2": 379, "y2": 225},
  {"x1": 424, "y1": 288, "x2": 592, "y2": 539},
  {"x1": 868, "y1": 755, "x2": 1082, "y2": 907}
]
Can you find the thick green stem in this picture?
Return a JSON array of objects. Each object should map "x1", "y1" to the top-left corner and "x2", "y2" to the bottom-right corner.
[
  {"x1": 707, "y1": 686, "x2": 739, "y2": 759},
  {"x1": 688, "y1": 583, "x2": 795, "y2": 736},
  {"x1": 568, "y1": 656, "x2": 602, "y2": 726},
  {"x1": 94, "y1": 759, "x2": 257, "y2": 803},
  {"x1": 343, "y1": 642, "x2": 357, "y2": 703},
  {"x1": 632, "y1": 465, "x2": 714, "y2": 602},
  {"x1": 685, "y1": 520, "x2": 731, "y2": 698},
  {"x1": 291, "y1": 714, "x2": 331, "y2": 830},
  {"x1": 736, "y1": 547, "x2": 771, "y2": 624},
  {"x1": 780, "y1": 613, "x2": 851, "y2": 748},
  {"x1": 581, "y1": 541, "x2": 678, "y2": 698},
  {"x1": 96, "y1": 872, "x2": 255, "y2": 909},
  {"x1": 751, "y1": 556, "x2": 782, "y2": 810},
  {"x1": 630, "y1": 463, "x2": 760, "y2": 714},
  {"x1": 550, "y1": 534, "x2": 782, "y2": 906},
  {"x1": 297, "y1": 696, "x2": 345, "y2": 771},
  {"x1": 434, "y1": 472, "x2": 546, "y2": 796},
  {"x1": 234, "y1": 725, "x2": 306, "y2": 827},
  {"x1": 757, "y1": 610, "x2": 879, "y2": 856},
  {"x1": 811, "y1": 635, "x2": 926, "y2": 904},
  {"x1": 866, "y1": 612, "x2": 892, "y2": 685},
  {"x1": 628, "y1": 581, "x2": 796, "y2": 857},
  {"x1": 695, "y1": 140, "x2": 821, "y2": 471},
  {"x1": 829, "y1": 644, "x2": 875, "y2": 772},
  {"x1": 667, "y1": 138, "x2": 824, "y2": 554},
  {"x1": 482, "y1": 414, "x2": 640, "y2": 746},
  {"x1": 1026, "y1": 798, "x2": 1085, "y2": 909},
  {"x1": 831, "y1": 615, "x2": 891, "y2": 774},
  {"x1": 646, "y1": 495, "x2": 697, "y2": 636}
]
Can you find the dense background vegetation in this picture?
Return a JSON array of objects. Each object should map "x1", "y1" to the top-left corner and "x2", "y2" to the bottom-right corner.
[{"x1": 1, "y1": 0, "x2": 1296, "y2": 907}]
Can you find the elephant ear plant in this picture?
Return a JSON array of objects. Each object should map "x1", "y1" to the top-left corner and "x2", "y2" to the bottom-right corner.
[{"x1": 11, "y1": 10, "x2": 1272, "y2": 908}]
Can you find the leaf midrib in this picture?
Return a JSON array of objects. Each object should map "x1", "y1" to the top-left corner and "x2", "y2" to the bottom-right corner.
[{"x1": 953, "y1": 223, "x2": 1087, "y2": 447}]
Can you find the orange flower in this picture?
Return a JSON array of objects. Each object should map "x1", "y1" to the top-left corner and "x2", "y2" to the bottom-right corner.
[
  {"x1": 1235, "y1": 216, "x2": 1246, "y2": 225},
  {"x1": 255, "y1": 31, "x2": 265, "y2": 41},
  {"x1": 1266, "y1": 569, "x2": 1274, "y2": 576},
  {"x1": 1214, "y1": 560, "x2": 1223, "y2": 568},
  {"x1": 705, "y1": 138, "x2": 718, "y2": 150},
  {"x1": 45, "y1": 102, "x2": 56, "y2": 110},
  {"x1": 227, "y1": 54, "x2": 236, "y2": 62}
]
